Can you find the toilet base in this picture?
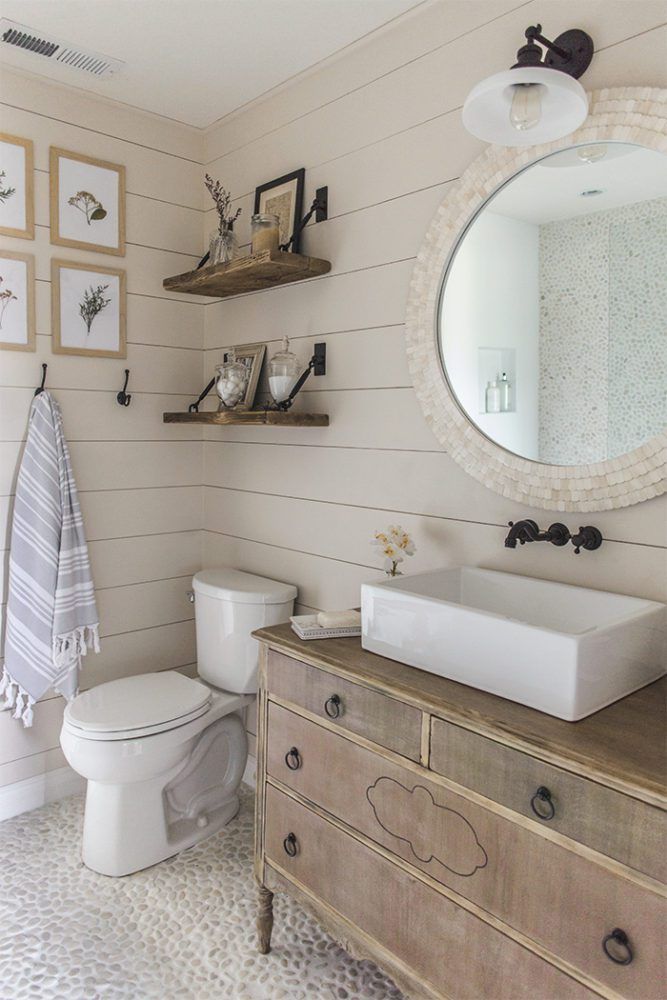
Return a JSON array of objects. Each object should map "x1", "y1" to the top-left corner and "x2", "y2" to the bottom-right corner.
[
  {"x1": 79, "y1": 713, "x2": 247, "y2": 877},
  {"x1": 82, "y1": 783, "x2": 242, "y2": 877}
]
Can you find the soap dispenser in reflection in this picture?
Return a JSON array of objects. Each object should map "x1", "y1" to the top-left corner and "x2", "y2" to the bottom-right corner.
[
  {"x1": 499, "y1": 372, "x2": 512, "y2": 412},
  {"x1": 485, "y1": 378, "x2": 501, "y2": 413}
]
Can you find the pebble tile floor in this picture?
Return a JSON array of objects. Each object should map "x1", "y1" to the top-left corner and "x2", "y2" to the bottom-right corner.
[{"x1": 0, "y1": 787, "x2": 404, "y2": 1000}]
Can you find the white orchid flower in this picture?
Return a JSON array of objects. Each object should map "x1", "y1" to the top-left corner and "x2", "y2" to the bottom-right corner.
[{"x1": 372, "y1": 525, "x2": 416, "y2": 576}]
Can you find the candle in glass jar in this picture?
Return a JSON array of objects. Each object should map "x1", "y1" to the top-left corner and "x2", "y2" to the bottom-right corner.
[{"x1": 251, "y1": 213, "x2": 280, "y2": 254}]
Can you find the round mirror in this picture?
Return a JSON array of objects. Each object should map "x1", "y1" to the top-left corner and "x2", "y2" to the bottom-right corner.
[{"x1": 438, "y1": 141, "x2": 666, "y2": 466}]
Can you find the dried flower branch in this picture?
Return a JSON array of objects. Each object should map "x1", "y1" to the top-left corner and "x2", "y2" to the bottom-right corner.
[
  {"x1": 0, "y1": 170, "x2": 15, "y2": 203},
  {"x1": 79, "y1": 284, "x2": 111, "y2": 334},
  {"x1": 0, "y1": 276, "x2": 17, "y2": 330},
  {"x1": 372, "y1": 524, "x2": 416, "y2": 577},
  {"x1": 68, "y1": 190, "x2": 107, "y2": 226},
  {"x1": 204, "y1": 173, "x2": 242, "y2": 232}
]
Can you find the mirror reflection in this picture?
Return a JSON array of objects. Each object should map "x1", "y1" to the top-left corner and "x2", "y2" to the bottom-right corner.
[{"x1": 438, "y1": 142, "x2": 667, "y2": 465}]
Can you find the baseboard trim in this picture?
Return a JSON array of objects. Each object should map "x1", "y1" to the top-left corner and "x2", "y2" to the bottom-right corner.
[
  {"x1": 242, "y1": 754, "x2": 256, "y2": 790},
  {"x1": 0, "y1": 765, "x2": 85, "y2": 822}
]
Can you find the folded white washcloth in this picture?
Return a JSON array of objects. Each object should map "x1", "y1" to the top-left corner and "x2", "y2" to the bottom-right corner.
[{"x1": 316, "y1": 610, "x2": 361, "y2": 629}]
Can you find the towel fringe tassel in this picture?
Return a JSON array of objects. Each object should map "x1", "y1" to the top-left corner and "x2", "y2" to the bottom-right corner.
[
  {"x1": 1, "y1": 668, "x2": 35, "y2": 727},
  {"x1": 53, "y1": 623, "x2": 100, "y2": 667}
]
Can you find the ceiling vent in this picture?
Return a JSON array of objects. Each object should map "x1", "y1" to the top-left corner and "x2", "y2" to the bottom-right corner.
[{"x1": 0, "y1": 19, "x2": 124, "y2": 79}]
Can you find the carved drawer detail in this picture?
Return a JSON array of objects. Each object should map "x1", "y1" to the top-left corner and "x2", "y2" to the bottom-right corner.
[
  {"x1": 366, "y1": 777, "x2": 488, "y2": 877},
  {"x1": 267, "y1": 701, "x2": 665, "y2": 995},
  {"x1": 264, "y1": 784, "x2": 591, "y2": 1000}
]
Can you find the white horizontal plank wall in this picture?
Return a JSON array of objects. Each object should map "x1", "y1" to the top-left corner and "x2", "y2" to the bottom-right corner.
[
  {"x1": 0, "y1": 69, "x2": 206, "y2": 806},
  {"x1": 201, "y1": 0, "x2": 667, "y2": 649}
]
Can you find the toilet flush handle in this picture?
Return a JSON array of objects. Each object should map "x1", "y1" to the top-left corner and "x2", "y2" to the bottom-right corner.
[{"x1": 186, "y1": 590, "x2": 195, "y2": 603}]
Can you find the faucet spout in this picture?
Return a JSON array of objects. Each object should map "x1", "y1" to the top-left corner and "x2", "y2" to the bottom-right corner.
[{"x1": 504, "y1": 519, "x2": 571, "y2": 548}]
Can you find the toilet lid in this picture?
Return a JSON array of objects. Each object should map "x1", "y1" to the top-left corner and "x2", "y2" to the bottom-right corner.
[{"x1": 65, "y1": 672, "x2": 211, "y2": 734}]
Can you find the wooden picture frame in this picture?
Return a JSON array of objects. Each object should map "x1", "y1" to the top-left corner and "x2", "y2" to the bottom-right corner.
[
  {"x1": 50, "y1": 147, "x2": 126, "y2": 256},
  {"x1": 0, "y1": 133, "x2": 34, "y2": 240},
  {"x1": 52, "y1": 258, "x2": 126, "y2": 358},
  {"x1": 0, "y1": 251, "x2": 35, "y2": 352},
  {"x1": 254, "y1": 168, "x2": 305, "y2": 253},
  {"x1": 220, "y1": 342, "x2": 266, "y2": 410}
]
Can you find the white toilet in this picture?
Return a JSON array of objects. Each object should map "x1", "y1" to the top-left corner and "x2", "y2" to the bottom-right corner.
[{"x1": 60, "y1": 568, "x2": 296, "y2": 877}]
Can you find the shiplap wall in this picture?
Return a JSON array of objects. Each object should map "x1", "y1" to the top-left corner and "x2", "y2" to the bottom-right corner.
[
  {"x1": 201, "y1": 0, "x2": 667, "y2": 628},
  {"x1": 1, "y1": 0, "x2": 666, "y2": 801},
  {"x1": 0, "y1": 70, "x2": 205, "y2": 792}
]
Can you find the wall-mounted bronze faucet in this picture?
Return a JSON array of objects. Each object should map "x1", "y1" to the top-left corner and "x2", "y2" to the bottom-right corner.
[{"x1": 505, "y1": 519, "x2": 602, "y2": 554}]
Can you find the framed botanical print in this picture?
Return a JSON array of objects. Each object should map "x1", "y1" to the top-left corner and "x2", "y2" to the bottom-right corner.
[
  {"x1": 0, "y1": 251, "x2": 35, "y2": 352},
  {"x1": 220, "y1": 342, "x2": 266, "y2": 410},
  {"x1": 50, "y1": 148, "x2": 126, "y2": 256},
  {"x1": 254, "y1": 168, "x2": 305, "y2": 253},
  {"x1": 0, "y1": 134, "x2": 34, "y2": 240},
  {"x1": 52, "y1": 259, "x2": 126, "y2": 358}
]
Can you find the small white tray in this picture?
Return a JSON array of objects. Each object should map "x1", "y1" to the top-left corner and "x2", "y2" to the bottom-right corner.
[{"x1": 290, "y1": 614, "x2": 361, "y2": 641}]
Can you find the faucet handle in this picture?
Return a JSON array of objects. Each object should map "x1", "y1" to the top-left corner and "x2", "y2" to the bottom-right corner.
[{"x1": 571, "y1": 526, "x2": 603, "y2": 554}]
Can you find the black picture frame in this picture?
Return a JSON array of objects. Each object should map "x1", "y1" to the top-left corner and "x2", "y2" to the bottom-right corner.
[{"x1": 254, "y1": 167, "x2": 305, "y2": 254}]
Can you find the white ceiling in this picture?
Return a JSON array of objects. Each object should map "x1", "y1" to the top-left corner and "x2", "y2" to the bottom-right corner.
[{"x1": 0, "y1": 0, "x2": 423, "y2": 128}]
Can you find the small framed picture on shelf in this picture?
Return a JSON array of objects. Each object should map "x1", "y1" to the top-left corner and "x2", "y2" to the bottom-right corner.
[
  {"x1": 50, "y1": 147, "x2": 126, "y2": 256},
  {"x1": 254, "y1": 168, "x2": 304, "y2": 253},
  {"x1": 52, "y1": 259, "x2": 126, "y2": 358},
  {"x1": 0, "y1": 251, "x2": 35, "y2": 352},
  {"x1": 0, "y1": 133, "x2": 34, "y2": 240},
  {"x1": 221, "y1": 342, "x2": 266, "y2": 410}
]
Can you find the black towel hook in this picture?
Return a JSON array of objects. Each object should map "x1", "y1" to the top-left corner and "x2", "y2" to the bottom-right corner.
[
  {"x1": 116, "y1": 369, "x2": 131, "y2": 407},
  {"x1": 34, "y1": 363, "x2": 47, "y2": 396}
]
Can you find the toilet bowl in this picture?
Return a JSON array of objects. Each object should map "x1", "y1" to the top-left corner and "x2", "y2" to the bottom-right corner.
[{"x1": 61, "y1": 568, "x2": 296, "y2": 876}]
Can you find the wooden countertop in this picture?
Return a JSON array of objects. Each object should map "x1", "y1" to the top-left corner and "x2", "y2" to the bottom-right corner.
[{"x1": 255, "y1": 623, "x2": 666, "y2": 808}]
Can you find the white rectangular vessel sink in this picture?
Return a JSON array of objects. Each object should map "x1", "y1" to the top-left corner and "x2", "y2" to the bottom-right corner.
[{"x1": 361, "y1": 568, "x2": 666, "y2": 721}]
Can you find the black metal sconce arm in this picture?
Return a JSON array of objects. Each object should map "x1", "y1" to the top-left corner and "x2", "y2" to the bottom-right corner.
[{"x1": 513, "y1": 24, "x2": 593, "y2": 79}]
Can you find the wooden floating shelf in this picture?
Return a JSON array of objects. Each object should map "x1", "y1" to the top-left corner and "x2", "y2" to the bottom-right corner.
[
  {"x1": 163, "y1": 409, "x2": 329, "y2": 427},
  {"x1": 163, "y1": 250, "x2": 331, "y2": 299}
]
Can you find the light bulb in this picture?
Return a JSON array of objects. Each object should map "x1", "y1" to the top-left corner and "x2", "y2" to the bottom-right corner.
[{"x1": 509, "y1": 83, "x2": 543, "y2": 131}]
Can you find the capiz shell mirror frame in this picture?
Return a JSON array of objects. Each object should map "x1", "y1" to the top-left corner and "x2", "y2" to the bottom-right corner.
[{"x1": 406, "y1": 87, "x2": 667, "y2": 512}]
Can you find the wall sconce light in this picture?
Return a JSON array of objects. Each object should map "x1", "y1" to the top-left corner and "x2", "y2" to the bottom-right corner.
[{"x1": 462, "y1": 24, "x2": 594, "y2": 146}]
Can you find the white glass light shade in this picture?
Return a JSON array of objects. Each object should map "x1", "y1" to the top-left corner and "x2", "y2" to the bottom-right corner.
[{"x1": 462, "y1": 66, "x2": 589, "y2": 146}]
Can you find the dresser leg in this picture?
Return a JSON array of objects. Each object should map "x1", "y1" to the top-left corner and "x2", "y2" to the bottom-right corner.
[{"x1": 257, "y1": 884, "x2": 274, "y2": 954}]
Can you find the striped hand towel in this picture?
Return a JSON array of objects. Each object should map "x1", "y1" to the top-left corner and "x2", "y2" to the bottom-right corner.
[{"x1": 1, "y1": 392, "x2": 99, "y2": 727}]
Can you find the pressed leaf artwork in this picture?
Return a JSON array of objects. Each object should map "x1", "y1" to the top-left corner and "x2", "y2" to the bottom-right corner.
[
  {"x1": 0, "y1": 170, "x2": 16, "y2": 203},
  {"x1": 79, "y1": 283, "x2": 111, "y2": 334},
  {"x1": 68, "y1": 190, "x2": 107, "y2": 226},
  {"x1": 0, "y1": 276, "x2": 18, "y2": 329}
]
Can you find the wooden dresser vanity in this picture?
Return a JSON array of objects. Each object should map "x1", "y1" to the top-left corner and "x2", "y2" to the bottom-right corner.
[{"x1": 253, "y1": 624, "x2": 666, "y2": 999}]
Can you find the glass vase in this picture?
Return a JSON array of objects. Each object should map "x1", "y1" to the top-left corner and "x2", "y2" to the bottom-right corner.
[{"x1": 209, "y1": 227, "x2": 239, "y2": 266}]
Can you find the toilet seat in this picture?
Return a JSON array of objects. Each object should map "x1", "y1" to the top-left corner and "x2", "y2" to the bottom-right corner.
[{"x1": 63, "y1": 671, "x2": 214, "y2": 741}]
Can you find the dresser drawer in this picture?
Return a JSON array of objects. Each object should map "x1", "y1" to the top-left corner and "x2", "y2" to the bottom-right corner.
[
  {"x1": 430, "y1": 718, "x2": 666, "y2": 881},
  {"x1": 266, "y1": 649, "x2": 422, "y2": 760},
  {"x1": 267, "y1": 702, "x2": 666, "y2": 997},
  {"x1": 264, "y1": 784, "x2": 591, "y2": 999}
]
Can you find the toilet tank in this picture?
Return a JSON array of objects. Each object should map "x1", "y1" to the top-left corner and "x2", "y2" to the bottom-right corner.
[{"x1": 192, "y1": 568, "x2": 297, "y2": 694}]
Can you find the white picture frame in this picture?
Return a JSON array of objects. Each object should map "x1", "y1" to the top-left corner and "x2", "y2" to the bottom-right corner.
[{"x1": 52, "y1": 259, "x2": 126, "y2": 358}]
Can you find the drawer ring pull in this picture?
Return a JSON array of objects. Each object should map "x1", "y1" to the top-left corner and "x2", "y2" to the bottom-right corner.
[
  {"x1": 602, "y1": 929, "x2": 633, "y2": 965},
  {"x1": 324, "y1": 694, "x2": 342, "y2": 719},
  {"x1": 284, "y1": 747, "x2": 301, "y2": 771},
  {"x1": 283, "y1": 832, "x2": 298, "y2": 857},
  {"x1": 530, "y1": 786, "x2": 555, "y2": 821}
]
